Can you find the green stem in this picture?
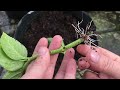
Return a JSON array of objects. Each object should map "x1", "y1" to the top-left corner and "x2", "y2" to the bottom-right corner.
[
  {"x1": 13, "y1": 55, "x2": 38, "y2": 79},
  {"x1": 23, "y1": 54, "x2": 38, "y2": 71},
  {"x1": 50, "y1": 38, "x2": 84, "y2": 55}
]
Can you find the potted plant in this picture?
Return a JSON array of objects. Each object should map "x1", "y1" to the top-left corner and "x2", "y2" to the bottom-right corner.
[{"x1": 0, "y1": 11, "x2": 98, "y2": 79}]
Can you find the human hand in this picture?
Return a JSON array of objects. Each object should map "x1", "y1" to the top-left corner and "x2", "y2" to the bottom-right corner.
[
  {"x1": 77, "y1": 44, "x2": 120, "y2": 79},
  {"x1": 21, "y1": 35, "x2": 76, "y2": 79}
]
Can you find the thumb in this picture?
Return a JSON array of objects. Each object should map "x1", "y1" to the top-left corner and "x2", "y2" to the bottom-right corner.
[{"x1": 86, "y1": 49, "x2": 120, "y2": 79}]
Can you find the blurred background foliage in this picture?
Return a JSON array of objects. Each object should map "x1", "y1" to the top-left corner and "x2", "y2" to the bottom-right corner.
[
  {"x1": 88, "y1": 11, "x2": 120, "y2": 56},
  {"x1": 0, "y1": 11, "x2": 120, "y2": 79}
]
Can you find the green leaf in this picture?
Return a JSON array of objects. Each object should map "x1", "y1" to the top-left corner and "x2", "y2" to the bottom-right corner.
[
  {"x1": 2, "y1": 69, "x2": 23, "y2": 79},
  {"x1": 0, "y1": 46, "x2": 25, "y2": 71},
  {"x1": 0, "y1": 32, "x2": 28, "y2": 61}
]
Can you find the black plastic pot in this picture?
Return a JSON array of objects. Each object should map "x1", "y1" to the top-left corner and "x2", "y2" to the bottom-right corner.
[
  {"x1": 14, "y1": 11, "x2": 97, "y2": 76},
  {"x1": 14, "y1": 11, "x2": 98, "y2": 57}
]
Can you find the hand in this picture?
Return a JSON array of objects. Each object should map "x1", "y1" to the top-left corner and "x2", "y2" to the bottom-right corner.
[
  {"x1": 21, "y1": 35, "x2": 76, "y2": 79},
  {"x1": 77, "y1": 44, "x2": 120, "y2": 79}
]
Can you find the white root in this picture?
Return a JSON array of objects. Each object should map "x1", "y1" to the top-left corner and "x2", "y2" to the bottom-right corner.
[{"x1": 72, "y1": 20, "x2": 100, "y2": 47}]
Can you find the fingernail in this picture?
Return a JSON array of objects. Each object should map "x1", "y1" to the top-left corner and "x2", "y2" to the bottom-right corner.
[
  {"x1": 38, "y1": 47, "x2": 48, "y2": 56},
  {"x1": 89, "y1": 50, "x2": 100, "y2": 63}
]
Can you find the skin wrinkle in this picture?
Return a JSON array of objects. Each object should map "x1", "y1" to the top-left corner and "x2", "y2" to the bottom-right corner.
[
  {"x1": 102, "y1": 56, "x2": 112, "y2": 73},
  {"x1": 102, "y1": 57, "x2": 118, "y2": 78},
  {"x1": 96, "y1": 47, "x2": 120, "y2": 63}
]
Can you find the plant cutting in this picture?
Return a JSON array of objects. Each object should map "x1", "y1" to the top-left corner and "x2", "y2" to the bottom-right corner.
[{"x1": 0, "y1": 11, "x2": 99, "y2": 79}]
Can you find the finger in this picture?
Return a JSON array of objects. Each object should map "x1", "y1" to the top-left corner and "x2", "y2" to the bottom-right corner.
[
  {"x1": 98, "y1": 73, "x2": 113, "y2": 79},
  {"x1": 64, "y1": 59, "x2": 76, "y2": 79},
  {"x1": 77, "y1": 57, "x2": 100, "y2": 73},
  {"x1": 55, "y1": 48, "x2": 75, "y2": 79},
  {"x1": 21, "y1": 47, "x2": 50, "y2": 79},
  {"x1": 26, "y1": 37, "x2": 48, "y2": 71},
  {"x1": 78, "y1": 58, "x2": 90, "y2": 70},
  {"x1": 79, "y1": 46, "x2": 120, "y2": 79},
  {"x1": 77, "y1": 44, "x2": 120, "y2": 63},
  {"x1": 43, "y1": 35, "x2": 62, "y2": 79},
  {"x1": 77, "y1": 44, "x2": 91, "y2": 56},
  {"x1": 34, "y1": 37, "x2": 48, "y2": 54},
  {"x1": 78, "y1": 58, "x2": 101, "y2": 73},
  {"x1": 83, "y1": 71, "x2": 100, "y2": 79}
]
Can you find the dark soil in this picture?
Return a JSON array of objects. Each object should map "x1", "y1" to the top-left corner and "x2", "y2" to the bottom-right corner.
[{"x1": 20, "y1": 11, "x2": 96, "y2": 76}]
